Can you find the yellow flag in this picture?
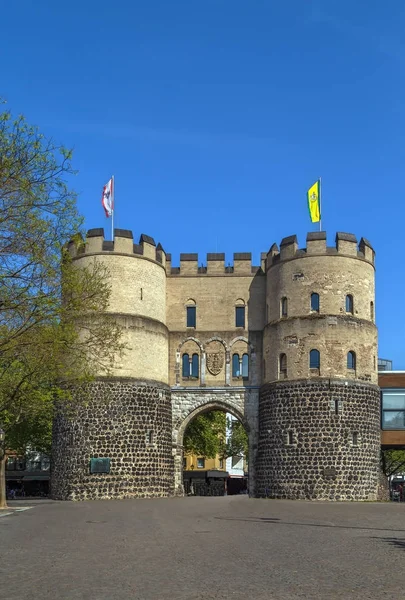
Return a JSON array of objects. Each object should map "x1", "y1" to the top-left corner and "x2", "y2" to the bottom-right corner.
[{"x1": 307, "y1": 180, "x2": 321, "y2": 223}]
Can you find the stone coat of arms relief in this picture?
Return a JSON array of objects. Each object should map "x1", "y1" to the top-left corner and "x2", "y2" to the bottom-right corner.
[{"x1": 205, "y1": 342, "x2": 225, "y2": 376}]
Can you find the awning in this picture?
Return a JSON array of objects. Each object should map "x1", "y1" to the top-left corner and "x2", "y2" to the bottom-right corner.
[{"x1": 206, "y1": 470, "x2": 228, "y2": 479}]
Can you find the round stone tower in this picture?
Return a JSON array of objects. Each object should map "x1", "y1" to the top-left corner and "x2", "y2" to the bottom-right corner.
[
  {"x1": 51, "y1": 228, "x2": 174, "y2": 500},
  {"x1": 256, "y1": 232, "x2": 380, "y2": 501}
]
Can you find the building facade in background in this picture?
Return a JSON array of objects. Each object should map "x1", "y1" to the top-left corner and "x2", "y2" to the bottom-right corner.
[
  {"x1": 378, "y1": 358, "x2": 393, "y2": 372},
  {"x1": 51, "y1": 229, "x2": 381, "y2": 502},
  {"x1": 379, "y1": 370, "x2": 405, "y2": 448}
]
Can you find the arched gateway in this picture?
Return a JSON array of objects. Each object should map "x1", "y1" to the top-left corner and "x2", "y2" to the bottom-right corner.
[
  {"x1": 172, "y1": 391, "x2": 258, "y2": 495},
  {"x1": 51, "y1": 228, "x2": 381, "y2": 502}
]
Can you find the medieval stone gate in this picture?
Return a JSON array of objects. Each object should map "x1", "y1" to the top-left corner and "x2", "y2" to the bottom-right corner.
[{"x1": 51, "y1": 228, "x2": 381, "y2": 502}]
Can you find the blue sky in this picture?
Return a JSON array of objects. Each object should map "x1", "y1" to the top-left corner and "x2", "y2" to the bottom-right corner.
[{"x1": 2, "y1": 1, "x2": 404, "y2": 366}]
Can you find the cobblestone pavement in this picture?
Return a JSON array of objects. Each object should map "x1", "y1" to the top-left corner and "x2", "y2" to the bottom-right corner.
[{"x1": 1, "y1": 496, "x2": 405, "y2": 600}]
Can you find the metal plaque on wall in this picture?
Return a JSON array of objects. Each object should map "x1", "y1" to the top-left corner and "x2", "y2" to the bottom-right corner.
[{"x1": 90, "y1": 458, "x2": 111, "y2": 474}]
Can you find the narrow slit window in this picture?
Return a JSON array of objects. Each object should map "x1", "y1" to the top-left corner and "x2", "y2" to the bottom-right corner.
[
  {"x1": 335, "y1": 399, "x2": 339, "y2": 415},
  {"x1": 352, "y1": 432, "x2": 358, "y2": 446},
  {"x1": 232, "y1": 353, "x2": 240, "y2": 377},
  {"x1": 346, "y1": 294, "x2": 353, "y2": 314},
  {"x1": 279, "y1": 353, "x2": 287, "y2": 379},
  {"x1": 310, "y1": 293, "x2": 320, "y2": 312},
  {"x1": 370, "y1": 301, "x2": 374, "y2": 321},
  {"x1": 140, "y1": 288, "x2": 143, "y2": 300},
  {"x1": 309, "y1": 349, "x2": 320, "y2": 369},
  {"x1": 242, "y1": 354, "x2": 249, "y2": 379},
  {"x1": 288, "y1": 431, "x2": 294, "y2": 445},
  {"x1": 191, "y1": 353, "x2": 199, "y2": 378},
  {"x1": 347, "y1": 351, "x2": 356, "y2": 370},
  {"x1": 148, "y1": 431, "x2": 154, "y2": 444},
  {"x1": 187, "y1": 305, "x2": 196, "y2": 327},
  {"x1": 182, "y1": 354, "x2": 190, "y2": 377},
  {"x1": 281, "y1": 297, "x2": 288, "y2": 317},
  {"x1": 235, "y1": 306, "x2": 245, "y2": 328}
]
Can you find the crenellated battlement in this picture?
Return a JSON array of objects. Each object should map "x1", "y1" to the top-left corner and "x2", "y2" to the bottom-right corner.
[
  {"x1": 166, "y1": 251, "x2": 262, "y2": 276},
  {"x1": 266, "y1": 231, "x2": 375, "y2": 269},
  {"x1": 66, "y1": 228, "x2": 375, "y2": 275},
  {"x1": 67, "y1": 228, "x2": 167, "y2": 267},
  {"x1": 67, "y1": 228, "x2": 265, "y2": 275}
]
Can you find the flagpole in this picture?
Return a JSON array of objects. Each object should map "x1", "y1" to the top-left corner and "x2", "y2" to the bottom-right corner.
[
  {"x1": 112, "y1": 175, "x2": 115, "y2": 241},
  {"x1": 319, "y1": 176, "x2": 322, "y2": 232}
]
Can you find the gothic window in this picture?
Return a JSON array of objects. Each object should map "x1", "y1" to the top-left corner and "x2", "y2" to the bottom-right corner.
[
  {"x1": 191, "y1": 353, "x2": 199, "y2": 378},
  {"x1": 310, "y1": 292, "x2": 320, "y2": 312},
  {"x1": 279, "y1": 353, "x2": 287, "y2": 379},
  {"x1": 242, "y1": 354, "x2": 249, "y2": 379},
  {"x1": 347, "y1": 351, "x2": 356, "y2": 370},
  {"x1": 309, "y1": 349, "x2": 320, "y2": 369},
  {"x1": 182, "y1": 354, "x2": 190, "y2": 377},
  {"x1": 232, "y1": 353, "x2": 240, "y2": 377},
  {"x1": 281, "y1": 297, "x2": 288, "y2": 317},
  {"x1": 345, "y1": 294, "x2": 353, "y2": 314}
]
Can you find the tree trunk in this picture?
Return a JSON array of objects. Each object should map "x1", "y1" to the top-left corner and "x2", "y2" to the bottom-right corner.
[{"x1": 0, "y1": 454, "x2": 8, "y2": 509}]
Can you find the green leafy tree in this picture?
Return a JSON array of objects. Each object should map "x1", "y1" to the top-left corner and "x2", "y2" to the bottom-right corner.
[
  {"x1": 183, "y1": 411, "x2": 249, "y2": 462},
  {"x1": 183, "y1": 411, "x2": 226, "y2": 458},
  {"x1": 381, "y1": 449, "x2": 405, "y2": 478},
  {"x1": 0, "y1": 103, "x2": 124, "y2": 508},
  {"x1": 225, "y1": 418, "x2": 249, "y2": 461}
]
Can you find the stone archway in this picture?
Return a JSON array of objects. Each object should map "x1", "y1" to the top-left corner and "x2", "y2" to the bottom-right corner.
[{"x1": 171, "y1": 388, "x2": 259, "y2": 496}]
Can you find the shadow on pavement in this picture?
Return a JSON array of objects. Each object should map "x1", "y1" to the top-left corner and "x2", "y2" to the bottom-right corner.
[
  {"x1": 371, "y1": 537, "x2": 405, "y2": 551},
  {"x1": 215, "y1": 516, "x2": 405, "y2": 533}
]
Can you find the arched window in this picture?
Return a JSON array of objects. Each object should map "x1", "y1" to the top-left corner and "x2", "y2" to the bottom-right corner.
[
  {"x1": 242, "y1": 354, "x2": 249, "y2": 379},
  {"x1": 232, "y1": 353, "x2": 240, "y2": 377},
  {"x1": 279, "y1": 353, "x2": 287, "y2": 379},
  {"x1": 191, "y1": 353, "x2": 199, "y2": 378},
  {"x1": 182, "y1": 354, "x2": 190, "y2": 377},
  {"x1": 370, "y1": 301, "x2": 374, "y2": 321},
  {"x1": 347, "y1": 351, "x2": 356, "y2": 370},
  {"x1": 311, "y1": 293, "x2": 320, "y2": 312},
  {"x1": 281, "y1": 297, "x2": 288, "y2": 317},
  {"x1": 309, "y1": 349, "x2": 320, "y2": 369},
  {"x1": 345, "y1": 294, "x2": 353, "y2": 314}
]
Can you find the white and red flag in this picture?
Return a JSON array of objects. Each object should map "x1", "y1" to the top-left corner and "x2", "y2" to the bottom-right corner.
[{"x1": 101, "y1": 177, "x2": 114, "y2": 218}]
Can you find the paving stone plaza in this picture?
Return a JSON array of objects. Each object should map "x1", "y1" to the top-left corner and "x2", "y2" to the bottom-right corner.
[{"x1": 2, "y1": 496, "x2": 405, "y2": 600}]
